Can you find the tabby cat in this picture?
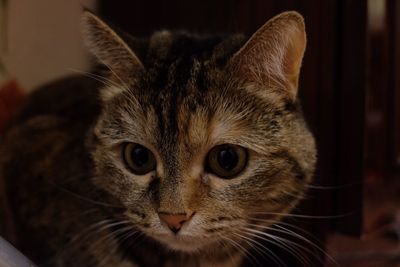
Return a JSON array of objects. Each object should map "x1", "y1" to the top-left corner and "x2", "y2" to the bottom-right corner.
[{"x1": 0, "y1": 10, "x2": 316, "y2": 267}]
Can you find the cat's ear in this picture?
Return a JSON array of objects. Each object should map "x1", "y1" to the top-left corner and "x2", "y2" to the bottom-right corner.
[
  {"x1": 81, "y1": 11, "x2": 144, "y2": 73},
  {"x1": 229, "y1": 11, "x2": 306, "y2": 101}
]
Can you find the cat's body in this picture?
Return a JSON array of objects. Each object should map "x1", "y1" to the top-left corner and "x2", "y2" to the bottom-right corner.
[
  {"x1": 1, "y1": 11, "x2": 316, "y2": 267},
  {"x1": 1, "y1": 75, "x2": 237, "y2": 267}
]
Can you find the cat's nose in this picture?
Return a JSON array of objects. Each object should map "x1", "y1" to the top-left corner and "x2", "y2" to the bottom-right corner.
[{"x1": 158, "y1": 212, "x2": 194, "y2": 233}]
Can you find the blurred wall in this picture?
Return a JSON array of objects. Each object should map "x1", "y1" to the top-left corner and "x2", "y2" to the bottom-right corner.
[{"x1": 2, "y1": 0, "x2": 96, "y2": 92}]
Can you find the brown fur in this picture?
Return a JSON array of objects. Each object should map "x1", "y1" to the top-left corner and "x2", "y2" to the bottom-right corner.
[{"x1": 1, "y1": 11, "x2": 316, "y2": 267}]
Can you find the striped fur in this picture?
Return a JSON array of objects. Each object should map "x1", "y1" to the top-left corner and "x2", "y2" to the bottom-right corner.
[{"x1": 1, "y1": 11, "x2": 316, "y2": 267}]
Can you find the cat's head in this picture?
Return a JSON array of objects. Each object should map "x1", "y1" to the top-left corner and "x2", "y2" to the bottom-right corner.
[{"x1": 83, "y1": 11, "x2": 316, "y2": 253}]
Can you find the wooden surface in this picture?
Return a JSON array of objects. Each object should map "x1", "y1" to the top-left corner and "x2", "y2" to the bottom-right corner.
[
  {"x1": 366, "y1": 0, "x2": 400, "y2": 190},
  {"x1": 389, "y1": 0, "x2": 400, "y2": 172}
]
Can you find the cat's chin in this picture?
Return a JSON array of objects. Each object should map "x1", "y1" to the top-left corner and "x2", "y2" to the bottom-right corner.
[{"x1": 152, "y1": 233, "x2": 217, "y2": 253}]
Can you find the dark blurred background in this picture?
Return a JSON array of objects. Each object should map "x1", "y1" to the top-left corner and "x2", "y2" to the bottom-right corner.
[{"x1": 1, "y1": 0, "x2": 399, "y2": 266}]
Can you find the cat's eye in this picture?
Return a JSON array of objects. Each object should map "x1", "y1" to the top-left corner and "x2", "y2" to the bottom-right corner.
[
  {"x1": 123, "y1": 143, "x2": 156, "y2": 175},
  {"x1": 206, "y1": 144, "x2": 247, "y2": 179}
]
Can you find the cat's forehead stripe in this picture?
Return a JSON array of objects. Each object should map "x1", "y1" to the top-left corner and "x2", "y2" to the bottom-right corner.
[{"x1": 142, "y1": 34, "x2": 227, "y2": 149}]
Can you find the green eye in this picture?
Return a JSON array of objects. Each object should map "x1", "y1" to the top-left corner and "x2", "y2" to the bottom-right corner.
[
  {"x1": 206, "y1": 144, "x2": 247, "y2": 179},
  {"x1": 123, "y1": 143, "x2": 156, "y2": 175}
]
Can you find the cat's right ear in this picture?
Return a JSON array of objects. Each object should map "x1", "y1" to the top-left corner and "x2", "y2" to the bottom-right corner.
[{"x1": 81, "y1": 11, "x2": 144, "y2": 73}]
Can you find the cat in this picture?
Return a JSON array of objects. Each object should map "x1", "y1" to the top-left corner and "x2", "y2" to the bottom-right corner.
[{"x1": 0, "y1": 10, "x2": 316, "y2": 267}]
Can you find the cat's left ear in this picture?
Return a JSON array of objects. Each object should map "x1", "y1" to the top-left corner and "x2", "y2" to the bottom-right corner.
[
  {"x1": 229, "y1": 11, "x2": 306, "y2": 101},
  {"x1": 81, "y1": 11, "x2": 144, "y2": 73}
]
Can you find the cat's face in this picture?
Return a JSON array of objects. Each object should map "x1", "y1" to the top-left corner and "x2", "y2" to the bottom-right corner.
[{"x1": 84, "y1": 11, "x2": 316, "y2": 253}]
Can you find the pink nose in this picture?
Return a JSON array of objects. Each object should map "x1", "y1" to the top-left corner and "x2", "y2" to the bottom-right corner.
[{"x1": 158, "y1": 212, "x2": 193, "y2": 233}]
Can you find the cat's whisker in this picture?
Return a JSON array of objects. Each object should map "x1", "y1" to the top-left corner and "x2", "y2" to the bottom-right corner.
[
  {"x1": 248, "y1": 227, "x2": 312, "y2": 265},
  {"x1": 70, "y1": 67, "x2": 141, "y2": 109},
  {"x1": 70, "y1": 216, "x2": 129, "y2": 245},
  {"x1": 244, "y1": 225, "x2": 307, "y2": 262},
  {"x1": 245, "y1": 218, "x2": 340, "y2": 266},
  {"x1": 47, "y1": 180, "x2": 124, "y2": 208},
  {"x1": 249, "y1": 211, "x2": 354, "y2": 219},
  {"x1": 268, "y1": 187, "x2": 306, "y2": 199},
  {"x1": 97, "y1": 220, "x2": 132, "y2": 234},
  {"x1": 230, "y1": 233, "x2": 265, "y2": 267},
  {"x1": 306, "y1": 182, "x2": 362, "y2": 190},
  {"x1": 37, "y1": 170, "x2": 120, "y2": 208},
  {"x1": 67, "y1": 218, "x2": 116, "y2": 245},
  {"x1": 93, "y1": 234, "x2": 119, "y2": 266},
  {"x1": 80, "y1": 208, "x2": 102, "y2": 217},
  {"x1": 89, "y1": 223, "x2": 136, "y2": 266},
  {"x1": 67, "y1": 67, "x2": 121, "y2": 89},
  {"x1": 272, "y1": 223, "x2": 339, "y2": 266},
  {"x1": 52, "y1": 208, "x2": 103, "y2": 228},
  {"x1": 232, "y1": 231, "x2": 287, "y2": 267},
  {"x1": 245, "y1": 223, "x2": 336, "y2": 266},
  {"x1": 119, "y1": 231, "x2": 146, "y2": 258},
  {"x1": 219, "y1": 234, "x2": 260, "y2": 267},
  {"x1": 81, "y1": 72, "x2": 115, "y2": 88},
  {"x1": 115, "y1": 225, "x2": 143, "y2": 247},
  {"x1": 68, "y1": 218, "x2": 126, "y2": 250},
  {"x1": 55, "y1": 217, "x2": 118, "y2": 260},
  {"x1": 109, "y1": 225, "x2": 136, "y2": 241},
  {"x1": 216, "y1": 237, "x2": 237, "y2": 267},
  {"x1": 241, "y1": 228, "x2": 312, "y2": 267},
  {"x1": 248, "y1": 222, "x2": 317, "y2": 251},
  {"x1": 248, "y1": 217, "x2": 326, "y2": 250},
  {"x1": 118, "y1": 228, "x2": 140, "y2": 244}
]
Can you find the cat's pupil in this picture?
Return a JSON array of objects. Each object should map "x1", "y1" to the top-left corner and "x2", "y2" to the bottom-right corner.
[
  {"x1": 132, "y1": 145, "x2": 149, "y2": 166},
  {"x1": 217, "y1": 147, "x2": 238, "y2": 171}
]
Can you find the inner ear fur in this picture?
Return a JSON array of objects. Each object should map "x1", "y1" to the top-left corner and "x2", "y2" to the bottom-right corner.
[
  {"x1": 229, "y1": 11, "x2": 306, "y2": 101},
  {"x1": 81, "y1": 11, "x2": 144, "y2": 74}
]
